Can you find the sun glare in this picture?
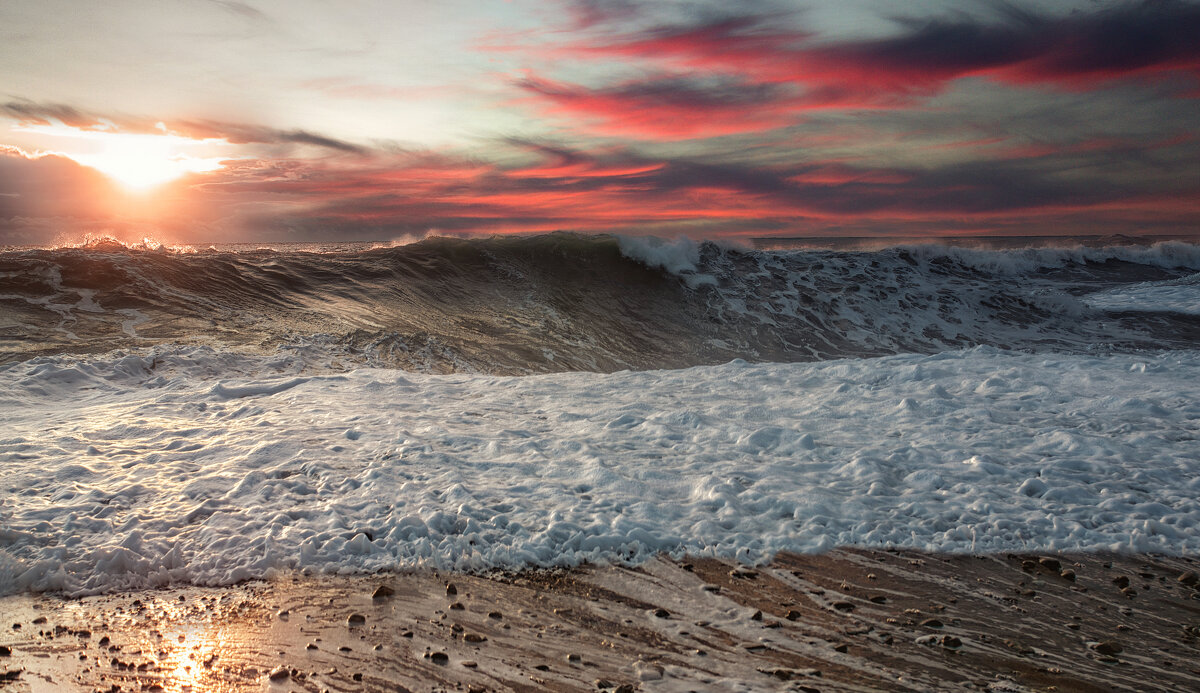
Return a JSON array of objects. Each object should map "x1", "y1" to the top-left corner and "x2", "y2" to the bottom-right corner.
[{"x1": 14, "y1": 122, "x2": 229, "y2": 190}]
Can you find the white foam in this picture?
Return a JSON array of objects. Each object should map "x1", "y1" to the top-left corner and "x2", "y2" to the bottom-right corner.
[
  {"x1": 1084, "y1": 273, "x2": 1200, "y2": 315},
  {"x1": 2, "y1": 345, "x2": 1199, "y2": 595},
  {"x1": 618, "y1": 235, "x2": 701, "y2": 274},
  {"x1": 893, "y1": 241, "x2": 1200, "y2": 275}
]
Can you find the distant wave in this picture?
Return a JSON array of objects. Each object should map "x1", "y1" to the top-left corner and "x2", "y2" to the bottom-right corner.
[{"x1": 2, "y1": 233, "x2": 1198, "y2": 371}]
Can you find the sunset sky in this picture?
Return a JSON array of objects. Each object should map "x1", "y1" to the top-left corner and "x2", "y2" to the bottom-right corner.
[{"x1": 1, "y1": 0, "x2": 1198, "y2": 244}]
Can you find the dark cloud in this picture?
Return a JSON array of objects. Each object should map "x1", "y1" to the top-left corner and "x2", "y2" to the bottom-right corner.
[
  {"x1": 204, "y1": 0, "x2": 272, "y2": 23},
  {"x1": 1, "y1": 100, "x2": 114, "y2": 129},
  {"x1": 259, "y1": 128, "x2": 368, "y2": 154},
  {"x1": 0, "y1": 149, "x2": 111, "y2": 220},
  {"x1": 1, "y1": 100, "x2": 368, "y2": 155},
  {"x1": 536, "y1": 0, "x2": 1200, "y2": 97}
]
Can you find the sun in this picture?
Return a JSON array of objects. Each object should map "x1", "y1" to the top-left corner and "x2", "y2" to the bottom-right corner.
[
  {"x1": 73, "y1": 133, "x2": 226, "y2": 189},
  {"x1": 14, "y1": 121, "x2": 229, "y2": 190}
]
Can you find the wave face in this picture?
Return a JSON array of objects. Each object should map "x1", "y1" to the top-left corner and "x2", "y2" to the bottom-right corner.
[{"x1": 3, "y1": 233, "x2": 1199, "y2": 371}]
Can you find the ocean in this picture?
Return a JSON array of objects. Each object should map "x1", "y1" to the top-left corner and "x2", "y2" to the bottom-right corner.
[{"x1": 1, "y1": 233, "x2": 1199, "y2": 595}]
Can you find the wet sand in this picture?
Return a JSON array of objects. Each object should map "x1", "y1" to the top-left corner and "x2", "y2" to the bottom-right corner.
[{"x1": 2, "y1": 549, "x2": 1199, "y2": 692}]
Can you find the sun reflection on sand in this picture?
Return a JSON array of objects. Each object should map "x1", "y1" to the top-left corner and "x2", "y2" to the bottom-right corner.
[{"x1": 69, "y1": 591, "x2": 278, "y2": 693}]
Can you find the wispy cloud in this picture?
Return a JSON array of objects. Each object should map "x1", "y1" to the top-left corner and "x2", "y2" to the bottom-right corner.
[{"x1": 2, "y1": 100, "x2": 369, "y2": 155}]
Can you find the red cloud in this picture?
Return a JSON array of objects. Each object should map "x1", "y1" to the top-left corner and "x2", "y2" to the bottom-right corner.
[
  {"x1": 503, "y1": 1, "x2": 1200, "y2": 141},
  {"x1": 515, "y1": 75, "x2": 817, "y2": 139},
  {"x1": 174, "y1": 137, "x2": 1198, "y2": 241}
]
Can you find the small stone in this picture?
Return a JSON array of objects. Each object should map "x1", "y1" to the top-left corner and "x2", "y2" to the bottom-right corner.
[
  {"x1": 1112, "y1": 576, "x2": 1130, "y2": 589},
  {"x1": 352, "y1": 672, "x2": 363, "y2": 681},
  {"x1": 832, "y1": 601, "x2": 855, "y2": 612},
  {"x1": 614, "y1": 686, "x2": 635, "y2": 693},
  {"x1": 869, "y1": 595, "x2": 887, "y2": 604},
  {"x1": 372, "y1": 585, "x2": 394, "y2": 599},
  {"x1": 920, "y1": 619, "x2": 944, "y2": 628},
  {"x1": 785, "y1": 609, "x2": 802, "y2": 620},
  {"x1": 833, "y1": 643, "x2": 849, "y2": 653},
  {"x1": 464, "y1": 633, "x2": 487, "y2": 643},
  {"x1": 1178, "y1": 571, "x2": 1199, "y2": 587},
  {"x1": 941, "y1": 635, "x2": 963, "y2": 649},
  {"x1": 0, "y1": 646, "x2": 9, "y2": 657},
  {"x1": 268, "y1": 666, "x2": 289, "y2": 681},
  {"x1": 402, "y1": 631, "x2": 414, "y2": 638},
  {"x1": 1121, "y1": 587, "x2": 1137, "y2": 597},
  {"x1": 449, "y1": 602, "x2": 465, "y2": 610},
  {"x1": 445, "y1": 583, "x2": 457, "y2": 596},
  {"x1": 1021, "y1": 560, "x2": 1037, "y2": 572},
  {"x1": 702, "y1": 584, "x2": 720, "y2": 592},
  {"x1": 1038, "y1": 557, "x2": 1061, "y2": 572},
  {"x1": 1060, "y1": 569, "x2": 1076, "y2": 582},
  {"x1": 653, "y1": 608, "x2": 670, "y2": 619},
  {"x1": 347, "y1": 613, "x2": 366, "y2": 626},
  {"x1": 430, "y1": 652, "x2": 449, "y2": 665},
  {"x1": 306, "y1": 643, "x2": 317, "y2": 650},
  {"x1": 451, "y1": 623, "x2": 464, "y2": 633},
  {"x1": 488, "y1": 611, "x2": 503, "y2": 620},
  {"x1": 534, "y1": 664, "x2": 550, "y2": 671},
  {"x1": 31, "y1": 617, "x2": 46, "y2": 625},
  {"x1": 567, "y1": 653, "x2": 582, "y2": 662},
  {"x1": 750, "y1": 610, "x2": 763, "y2": 621},
  {"x1": 595, "y1": 679, "x2": 614, "y2": 690},
  {"x1": 764, "y1": 668, "x2": 799, "y2": 680},
  {"x1": 1092, "y1": 641, "x2": 1123, "y2": 656},
  {"x1": 462, "y1": 660, "x2": 477, "y2": 668}
]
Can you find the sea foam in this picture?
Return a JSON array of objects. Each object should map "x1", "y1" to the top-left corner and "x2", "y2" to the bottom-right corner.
[{"x1": 2, "y1": 345, "x2": 1198, "y2": 595}]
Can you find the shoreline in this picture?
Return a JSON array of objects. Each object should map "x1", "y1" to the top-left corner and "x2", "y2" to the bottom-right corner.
[{"x1": 2, "y1": 549, "x2": 1199, "y2": 692}]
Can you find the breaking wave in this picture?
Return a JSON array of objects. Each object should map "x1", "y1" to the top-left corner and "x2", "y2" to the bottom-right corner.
[{"x1": 2, "y1": 233, "x2": 1198, "y2": 371}]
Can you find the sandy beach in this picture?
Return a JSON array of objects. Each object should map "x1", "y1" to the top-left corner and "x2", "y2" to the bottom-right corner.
[{"x1": 3, "y1": 549, "x2": 1199, "y2": 692}]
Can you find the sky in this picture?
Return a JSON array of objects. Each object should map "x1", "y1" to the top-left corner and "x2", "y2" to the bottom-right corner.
[{"x1": 0, "y1": 0, "x2": 1198, "y2": 244}]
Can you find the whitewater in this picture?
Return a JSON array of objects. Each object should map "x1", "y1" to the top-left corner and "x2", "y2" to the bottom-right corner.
[{"x1": 1, "y1": 234, "x2": 1199, "y2": 596}]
